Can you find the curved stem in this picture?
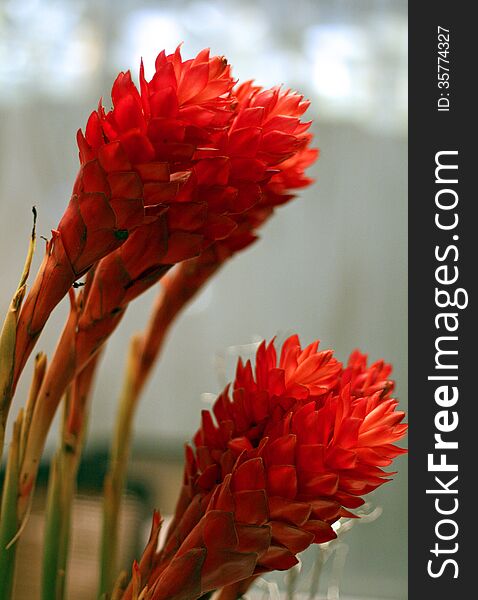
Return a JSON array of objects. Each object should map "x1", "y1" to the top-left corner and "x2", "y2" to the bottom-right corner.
[{"x1": 99, "y1": 336, "x2": 142, "y2": 597}]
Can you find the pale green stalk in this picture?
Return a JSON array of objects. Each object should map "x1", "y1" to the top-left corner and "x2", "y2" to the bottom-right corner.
[
  {"x1": 0, "y1": 209, "x2": 36, "y2": 459},
  {"x1": 286, "y1": 565, "x2": 299, "y2": 600},
  {"x1": 0, "y1": 346, "x2": 45, "y2": 597},
  {"x1": 42, "y1": 450, "x2": 65, "y2": 600},
  {"x1": 99, "y1": 335, "x2": 142, "y2": 598},
  {"x1": 19, "y1": 352, "x2": 47, "y2": 462},
  {"x1": 0, "y1": 412, "x2": 23, "y2": 598},
  {"x1": 42, "y1": 356, "x2": 99, "y2": 600}
]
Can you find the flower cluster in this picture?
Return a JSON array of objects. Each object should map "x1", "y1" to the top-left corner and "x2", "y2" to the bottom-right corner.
[
  {"x1": 13, "y1": 48, "x2": 237, "y2": 384},
  {"x1": 14, "y1": 47, "x2": 315, "y2": 386},
  {"x1": 127, "y1": 336, "x2": 407, "y2": 599},
  {"x1": 15, "y1": 46, "x2": 318, "y2": 515},
  {"x1": 72, "y1": 76, "x2": 316, "y2": 363}
]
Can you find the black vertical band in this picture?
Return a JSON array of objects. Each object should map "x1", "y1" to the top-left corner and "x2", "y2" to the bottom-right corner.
[{"x1": 409, "y1": 4, "x2": 473, "y2": 598}]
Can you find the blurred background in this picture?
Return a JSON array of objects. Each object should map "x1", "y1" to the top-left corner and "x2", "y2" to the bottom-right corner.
[{"x1": 0, "y1": 0, "x2": 407, "y2": 598}]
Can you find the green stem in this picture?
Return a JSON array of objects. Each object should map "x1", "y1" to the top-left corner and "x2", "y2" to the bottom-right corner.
[
  {"x1": 0, "y1": 412, "x2": 23, "y2": 598},
  {"x1": 0, "y1": 352, "x2": 45, "y2": 595},
  {"x1": 42, "y1": 451, "x2": 65, "y2": 600},
  {"x1": 99, "y1": 336, "x2": 141, "y2": 598},
  {"x1": 41, "y1": 358, "x2": 99, "y2": 600}
]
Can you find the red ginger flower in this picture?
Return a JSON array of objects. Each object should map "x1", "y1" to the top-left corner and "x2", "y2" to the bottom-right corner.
[
  {"x1": 220, "y1": 82, "x2": 317, "y2": 251},
  {"x1": 13, "y1": 46, "x2": 236, "y2": 388},
  {"x1": 80, "y1": 76, "x2": 318, "y2": 401},
  {"x1": 161, "y1": 78, "x2": 315, "y2": 254},
  {"x1": 18, "y1": 75, "x2": 319, "y2": 502},
  {"x1": 79, "y1": 75, "x2": 317, "y2": 359},
  {"x1": 80, "y1": 47, "x2": 240, "y2": 254},
  {"x1": 16, "y1": 47, "x2": 237, "y2": 501},
  {"x1": 127, "y1": 336, "x2": 406, "y2": 599},
  {"x1": 193, "y1": 337, "x2": 406, "y2": 509}
]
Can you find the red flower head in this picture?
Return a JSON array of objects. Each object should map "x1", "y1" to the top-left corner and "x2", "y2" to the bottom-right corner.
[
  {"x1": 130, "y1": 336, "x2": 406, "y2": 599},
  {"x1": 13, "y1": 47, "x2": 236, "y2": 388},
  {"x1": 170, "y1": 79, "x2": 316, "y2": 252},
  {"x1": 76, "y1": 47, "x2": 239, "y2": 261},
  {"x1": 41, "y1": 76, "x2": 320, "y2": 403},
  {"x1": 16, "y1": 60, "x2": 321, "y2": 504},
  {"x1": 69, "y1": 77, "x2": 318, "y2": 367},
  {"x1": 219, "y1": 83, "x2": 317, "y2": 254}
]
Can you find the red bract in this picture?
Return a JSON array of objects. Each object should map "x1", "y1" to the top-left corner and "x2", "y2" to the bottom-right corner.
[
  {"x1": 126, "y1": 497, "x2": 271, "y2": 600},
  {"x1": 204, "y1": 83, "x2": 317, "y2": 258},
  {"x1": 171, "y1": 80, "x2": 315, "y2": 246},
  {"x1": 13, "y1": 46, "x2": 236, "y2": 388},
  {"x1": 192, "y1": 336, "x2": 406, "y2": 509},
  {"x1": 233, "y1": 81, "x2": 313, "y2": 170},
  {"x1": 18, "y1": 77, "x2": 319, "y2": 503},
  {"x1": 127, "y1": 336, "x2": 406, "y2": 599},
  {"x1": 218, "y1": 135, "x2": 318, "y2": 254},
  {"x1": 78, "y1": 47, "x2": 239, "y2": 260},
  {"x1": 339, "y1": 349, "x2": 395, "y2": 399},
  {"x1": 262, "y1": 137, "x2": 318, "y2": 207}
]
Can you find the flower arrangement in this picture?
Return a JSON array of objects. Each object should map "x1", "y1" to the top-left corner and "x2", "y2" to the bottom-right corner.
[{"x1": 0, "y1": 46, "x2": 406, "y2": 600}]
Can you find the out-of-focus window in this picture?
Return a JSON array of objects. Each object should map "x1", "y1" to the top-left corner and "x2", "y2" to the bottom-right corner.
[{"x1": 1, "y1": 0, "x2": 407, "y2": 133}]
